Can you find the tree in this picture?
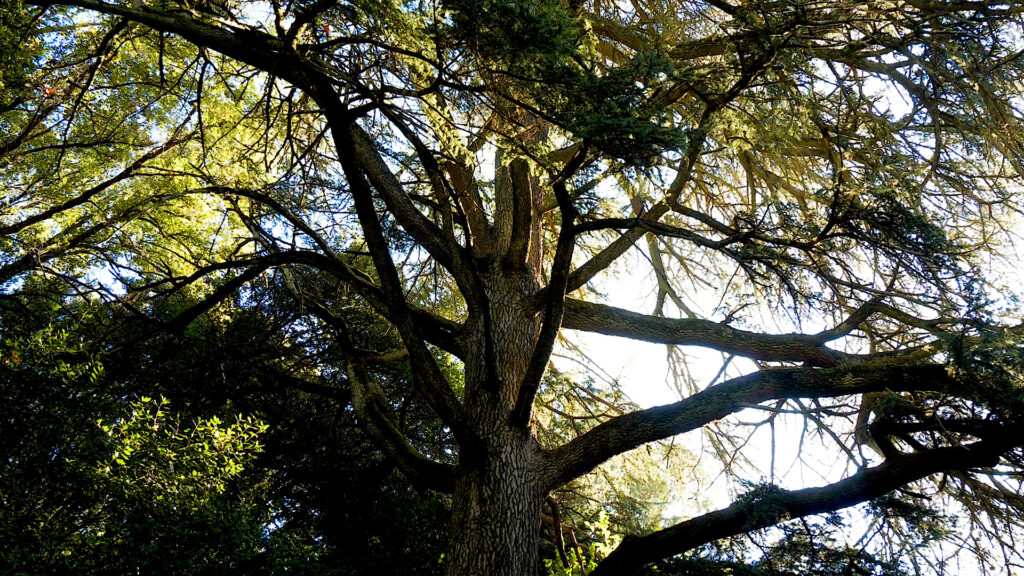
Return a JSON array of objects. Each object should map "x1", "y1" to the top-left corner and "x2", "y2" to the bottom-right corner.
[
  {"x1": 1, "y1": 272, "x2": 456, "y2": 573},
  {"x1": 3, "y1": 0, "x2": 1024, "y2": 574},
  {"x1": 0, "y1": 314, "x2": 272, "y2": 573}
]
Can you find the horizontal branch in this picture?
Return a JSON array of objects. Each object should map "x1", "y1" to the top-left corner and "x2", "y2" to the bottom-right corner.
[
  {"x1": 589, "y1": 439, "x2": 1009, "y2": 575},
  {"x1": 561, "y1": 299, "x2": 849, "y2": 366},
  {"x1": 153, "y1": 250, "x2": 464, "y2": 357},
  {"x1": 542, "y1": 364, "x2": 954, "y2": 489}
]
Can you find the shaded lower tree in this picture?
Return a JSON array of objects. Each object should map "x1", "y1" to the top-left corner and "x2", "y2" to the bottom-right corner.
[
  {"x1": 0, "y1": 297, "x2": 273, "y2": 574},
  {"x1": 0, "y1": 282, "x2": 453, "y2": 574}
]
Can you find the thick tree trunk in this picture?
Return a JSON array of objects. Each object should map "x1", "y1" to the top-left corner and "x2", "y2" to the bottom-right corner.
[
  {"x1": 444, "y1": 430, "x2": 545, "y2": 576},
  {"x1": 444, "y1": 266, "x2": 546, "y2": 576}
]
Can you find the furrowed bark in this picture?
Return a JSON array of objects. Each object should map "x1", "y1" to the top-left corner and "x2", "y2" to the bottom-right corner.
[
  {"x1": 23, "y1": 5, "x2": 1024, "y2": 576},
  {"x1": 512, "y1": 151, "x2": 588, "y2": 428},
  {"x1": 445, "y1": 158, "x2": 493, "y2": 256},
  {"x1": 503, "y1": 158, "x2": 538, "y2": 269},
  {"x1": 444, "y1": 268, "x2": 549, "y2": 576},
  {"x1": 492, "y1": 155, "x2": 516, "y2": 260},
  {"x1": 510, "y1": 184, "x2": 573, "y2": 427},
  {"x1": 445, "y1": 431, "x2": 546, "y2": 575}
]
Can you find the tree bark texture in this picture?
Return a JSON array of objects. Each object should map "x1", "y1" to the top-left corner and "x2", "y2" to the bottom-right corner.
[
  {"x1": 445, "y1": 430, "x2": 546, "y2": 576},
  {"x1": 445, "y1": 267, "x2": 547, "y2": 576}
]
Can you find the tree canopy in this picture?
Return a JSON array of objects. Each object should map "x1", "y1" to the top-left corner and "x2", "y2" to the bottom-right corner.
[{"x1": 3, "y1": 0, "x2": 1024, "y2": 574}]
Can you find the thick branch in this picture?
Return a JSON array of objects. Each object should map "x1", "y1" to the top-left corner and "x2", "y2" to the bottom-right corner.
[
  {"x1": 284, "y1": 0, "x2": 338, "y2": 42},
  {"x1": 299, "y1": 296, "x2": 455, "y2": 493},
  {"x1": 342, "y1": 337, "x2": 457, "y2": 493},
  {"x1": 348, "y1": 123, "x2": 463, "y2": 273},
  {"x1": 165, "y1": 264, "x2": 267, "y2": 333},
  {"x1": 31, "y1": 0, "x2": 338, "y2": 103},
  {"x1": 329, "y1": 110, "x2": 466, "y2": 438},
  {"x1": 215, "y1": 190, "x2": 465, "y2": 356},
  {"x1": 0, "y1": 189, "x2": 184, "y2": 284},
  {"x1": 503, "y1": 158, "x2": 537, "y2": 268},
  {"x1": 543, "y1": 364, "x2": 954, "y2": 489},
  {"x1": 512, "y1": 151, "x2": 587, "y2": 427},
  {"x1": 562, "y1": 299, "x2": 849, "y2": 367},
  {"x1": 267, "y1": 251, "x2": 463, "y2": 356},
  {"x1": 589, "y1": 440, "x2": 1008, "y2": 575}
]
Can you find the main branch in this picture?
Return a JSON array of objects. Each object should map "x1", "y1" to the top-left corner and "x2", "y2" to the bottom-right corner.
[
  {"x1": 543, "y1": 364, "x2": 955, "y2": 489},
  {"x1": 562, "y1": 299, "x2": 850, "y2": 366},
  {"x1": 589, "y1": 439, "x2": 1010, "y2": 575}
]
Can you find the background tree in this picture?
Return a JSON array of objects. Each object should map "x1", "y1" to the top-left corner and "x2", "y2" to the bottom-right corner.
[{"x1": 3, "y1": 0, "x2": 1024, "y2": 574}]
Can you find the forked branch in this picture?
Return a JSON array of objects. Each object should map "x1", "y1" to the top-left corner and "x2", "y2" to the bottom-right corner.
[{"x1": 512, "y1": 150, "x2": 589, "y2": 428}]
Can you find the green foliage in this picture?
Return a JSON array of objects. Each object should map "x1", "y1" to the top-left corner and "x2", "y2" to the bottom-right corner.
[
  {"x1": 0, "y1": 0, "x2": 32, "y2": 106},
  {"x1": 1, "y1": 309, "x2": 111, "y2": 572},
  {"x1": 734, "y1": 481, "x2": 790, "y2": 529},
  {"x1": 653, "y1": 546, "x2": 909, "y2": 576},
  {"x1": 638, "y1": 498, "x2": 951, "y2": 576},
  {"x1": 840, "y1": 182, "x2": 964, "y2": 282},
  {"x1": 96, "y1": 396, "x2": 267, "y2": 515},
  {"x1": 0, "y1": 315, "x2": 279, "y2": 574},
  {"x1": 446, "y1": 0, "x2": 683, "y2": 162},
  {"x1": 947, "y1": 326, "x2": 1024, "y2": 417},
  {"x1": 866, "y1": 496, "x2": 952, "y2": 549},
  {"x1": 5, "y1": 0, "x2": 1024, "y2": 573},
  {"x1": 447, "y1": 0, "x2": 578, "y2": 68},
  {"x1": 66, "y1": 277, "x2": 457, "y2": 574},
  {"x1": 545, "y1": 547, "x2": 600, "y2": 576},
  {"x1": 558, "y1": 51, "x2": 686, "y2": 164},
  {"x1": 83, "y1": 398, "x2": 271, "y2": 574},
  {"x1": 544, "y1": 511, "x2": 619, "y2": 576}
]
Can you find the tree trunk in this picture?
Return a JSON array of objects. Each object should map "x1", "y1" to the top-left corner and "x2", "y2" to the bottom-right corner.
[
  {"x1": 444, "y1": 266, "x2": 546, "y2": 576},
  {"x1": 444, "y1": 430, "x2": 545, "y2": 576}
]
